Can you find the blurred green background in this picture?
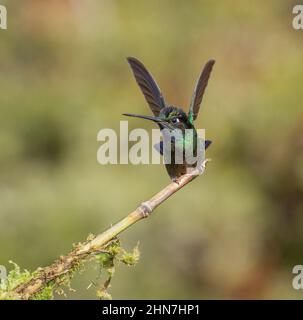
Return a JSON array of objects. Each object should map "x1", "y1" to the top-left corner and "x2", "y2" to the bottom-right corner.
[{"x1": 0, "y1": 0, "x2": 303, "y2": 299}]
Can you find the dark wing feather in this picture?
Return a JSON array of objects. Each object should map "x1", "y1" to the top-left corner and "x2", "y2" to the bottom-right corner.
[
  {"x1": 189, "y1": 59, "x2": 215, "y2": 122},
  {"x1": 127, "y1": 57, "x2": 166, "y2": 116}
]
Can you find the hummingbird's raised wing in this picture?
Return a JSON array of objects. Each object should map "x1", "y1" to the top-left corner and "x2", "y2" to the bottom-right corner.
[
  {"x1": 188, "y1": 59, "x2": 215, "y2": 123},
  {"x1": 127, "y1": 57, "x2": 166, "y2": 116}
]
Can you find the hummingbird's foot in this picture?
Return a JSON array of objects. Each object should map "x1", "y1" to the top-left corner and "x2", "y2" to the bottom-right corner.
[{"x1": 172, "y1": 177, "x2": 181, "y2": 185}]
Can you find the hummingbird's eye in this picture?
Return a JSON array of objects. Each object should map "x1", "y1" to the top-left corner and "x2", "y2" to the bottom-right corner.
[{"x1": 171, "y1": 117, "x2": 180, "y2": 124}]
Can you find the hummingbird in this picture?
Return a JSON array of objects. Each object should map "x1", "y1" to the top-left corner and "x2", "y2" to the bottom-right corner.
[{"x1": 123, "y1": 57, "x2": 215, "y2": 182}]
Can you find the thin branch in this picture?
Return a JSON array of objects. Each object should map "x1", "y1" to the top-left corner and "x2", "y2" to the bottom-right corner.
[{"x1": 12, "y1": 159, "x2": 210, "y2": 299}]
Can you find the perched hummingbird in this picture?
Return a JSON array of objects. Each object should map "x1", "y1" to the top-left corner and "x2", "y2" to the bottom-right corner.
[{"x1": 124, "y1": 57, "x2": 215, "y2": 182}]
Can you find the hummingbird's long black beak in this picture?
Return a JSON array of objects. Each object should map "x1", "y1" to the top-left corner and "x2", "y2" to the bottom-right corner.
[
  {"x1": 123, "y1": 113, "x2": 162, "y2": 122},
  {"x1": 123, "y1": 113, "x2": 172, "y2": 129}
]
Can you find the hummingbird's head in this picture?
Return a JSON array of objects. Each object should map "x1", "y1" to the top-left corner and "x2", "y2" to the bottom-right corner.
[
  {"x1": 158, "y1": 106, "x2": 193, "y2": 130},
  {"x1": 123, "y1": 106, "x2": 193, "y2": 130}
]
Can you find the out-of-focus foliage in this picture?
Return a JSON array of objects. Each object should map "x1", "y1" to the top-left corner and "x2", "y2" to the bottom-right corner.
[{"x1": 0, "y1": 0, "x2": 302, "y2": 299}]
